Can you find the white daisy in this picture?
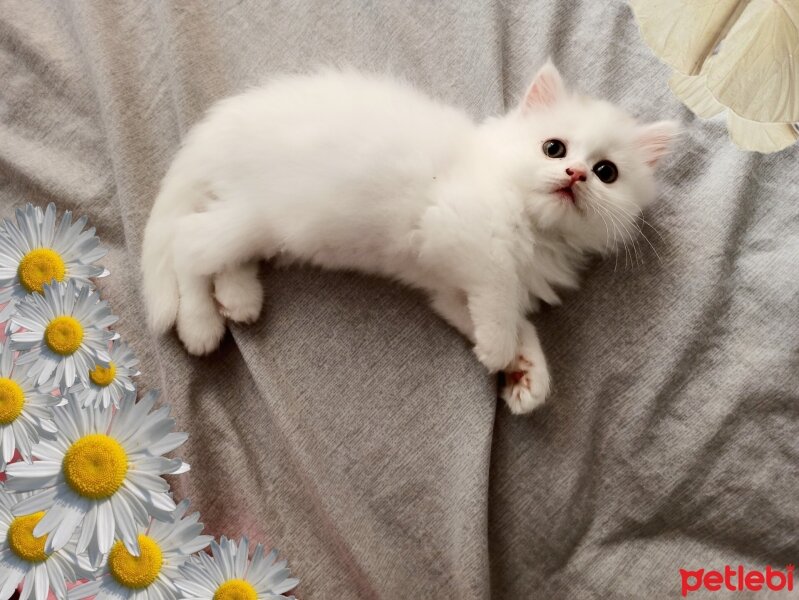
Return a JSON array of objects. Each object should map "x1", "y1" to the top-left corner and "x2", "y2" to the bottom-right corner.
[
  {"x1": 0, "y1": 342, "x2": 62, "y2": 471},
  {"x1": 67, "y1": 340, "x2": 139, "y2": 410},
  {"x1": 0, "y1": 489, "x2": 94, "y2": 600},
  {"x1": 4, "y1": 391, "x2": 190, "y2": 566},
  {"x1": 69, "y1": 500, "x2": 211, "y2": 600},
  {"x1": 0, "y1": 203, "x2": 107, "y2": 323},
  {"x1": 176, "y1": 537, "x2": 299, "y2": 600},
  {"x1": 9, "y1": 280, "x2": 117, "y2": 389}
]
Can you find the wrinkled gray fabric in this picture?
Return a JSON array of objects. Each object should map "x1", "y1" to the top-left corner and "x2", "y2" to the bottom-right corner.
[{"x1": 1, "y1": 1, "x2": 797, "y2": 598}]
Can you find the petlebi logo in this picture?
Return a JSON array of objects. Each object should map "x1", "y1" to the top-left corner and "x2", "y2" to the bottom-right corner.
[{"x1": 680, "y1": 565, "x2": 795, "y2": 597}]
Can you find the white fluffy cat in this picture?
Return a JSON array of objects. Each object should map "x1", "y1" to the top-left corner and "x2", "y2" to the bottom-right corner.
[{"x1": 142, "y1": 62, "x2": 677, "y2": 414}]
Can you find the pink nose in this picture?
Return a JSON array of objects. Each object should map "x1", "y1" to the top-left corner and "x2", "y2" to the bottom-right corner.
[{"x1": 565, "y1": 167, "x2": 587, "y2": 183}]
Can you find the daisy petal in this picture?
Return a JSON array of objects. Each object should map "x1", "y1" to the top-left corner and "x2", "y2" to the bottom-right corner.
[{"x1": 10, "y1": 487, "x2": 59, "y2": 514}]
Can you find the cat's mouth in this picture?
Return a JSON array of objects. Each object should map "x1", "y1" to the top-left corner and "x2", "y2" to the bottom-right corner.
[{"x1": 555, "y1": 185, "x2": 577, "y2": 204}]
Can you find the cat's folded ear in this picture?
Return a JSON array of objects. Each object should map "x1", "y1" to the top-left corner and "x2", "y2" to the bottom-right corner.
[
  {"x1": 635, "y1": 121, "x2": 681, "y2": 167},
  {"x1": 521, "y1": 60, "x2": 566, "y2": 112}
]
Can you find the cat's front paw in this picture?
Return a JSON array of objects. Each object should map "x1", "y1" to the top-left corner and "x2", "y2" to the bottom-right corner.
[
  {"x1": 501, "y1": 354, "x2": 550, "y2": 414},
  {"x1": 214, "y1": 267, "x2": 263, "y2": 323},
  {"x1": 177, "y1": 298, "x2": 226, "y2": 355}
]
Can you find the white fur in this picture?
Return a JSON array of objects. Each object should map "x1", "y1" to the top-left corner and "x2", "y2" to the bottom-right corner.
[{"x1": 141, "y1": 62, "x2": 677, "y2": 413}]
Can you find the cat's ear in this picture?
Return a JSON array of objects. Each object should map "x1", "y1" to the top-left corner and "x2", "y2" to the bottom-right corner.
[
  {"x1": 521, "y1": 60, "x2": 566, "y2": 111},
  {"x1": 635, "y1": 121, "x2": 681, "y2": 167}
]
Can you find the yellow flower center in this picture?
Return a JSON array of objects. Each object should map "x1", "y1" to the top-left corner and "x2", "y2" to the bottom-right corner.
[
  {"x1": 108, "y1": 534, "x2": 163, "y2": 589},
  {"x1": 7, "y1": 512, "x2": 49, "y2": 563},
  {"x1": 89, "y1": 362, "x2": 116, "y2": 387},
  {"x1": 44, "y1": 316, "x2": 84, "y2": 356},
  {"x1": 0, "y1": 377, "x2": 25, "y2": 425},
  {"x1": 17, "y1": 248, "x2": 66, "y2": 294},
  {"x1": 214, "y1": 579, "x2": 259, "y2": 600},
  {"x1": 62, "y1": 434, "x2": 128, "y2": 499}
]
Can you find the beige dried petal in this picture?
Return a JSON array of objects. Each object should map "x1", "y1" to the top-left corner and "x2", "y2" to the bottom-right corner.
[
  {"x1": 705, "y1": 0, "x2": 799, "y2": 123},
  {"x1": 669, "y1": 71, "x2": 725, "y2": 118},
  {"x1": 629, "y1": 0, "x2": 746, "y2": 75},
  {"x1": 727, "y1": 112, "x2": 799, "y2": 153}
]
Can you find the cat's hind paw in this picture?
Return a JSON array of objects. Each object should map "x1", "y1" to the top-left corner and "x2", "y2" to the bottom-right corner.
[{"x1": 500, "y1": 354, "x2": 550, "y2": 414}]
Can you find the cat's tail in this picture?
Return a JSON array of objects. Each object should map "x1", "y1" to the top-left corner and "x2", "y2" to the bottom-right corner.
[{"x1": 141, "y1": 173, "x2": 201, "y2": 334}]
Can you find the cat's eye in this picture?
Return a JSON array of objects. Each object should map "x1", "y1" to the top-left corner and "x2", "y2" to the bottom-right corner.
[
  {"x1": 592, "y1": 160, "x2": 618, "y2": 183},
  {"x1": 542, "y1": 139, "x2": 567, "y2": 159}
]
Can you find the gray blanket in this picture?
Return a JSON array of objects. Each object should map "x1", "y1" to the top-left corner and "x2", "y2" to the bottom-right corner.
[{"x1": 1, "y1": 1, "x2": 797, "y2": 598}]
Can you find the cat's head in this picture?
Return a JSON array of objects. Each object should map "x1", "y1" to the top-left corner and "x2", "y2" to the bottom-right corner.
[{"x1": 487, "y1": 61, "x2": 678, "y2": 253}]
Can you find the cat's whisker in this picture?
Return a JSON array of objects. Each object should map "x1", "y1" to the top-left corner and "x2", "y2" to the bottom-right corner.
[
  {"x1": 591, "y1": 195, "x2": 646, "y2": 269},
  {"x1": 603, "y1": 201, "x2": 662, "y2": 266},
  {"x1": 611, "y1": 211, "x2": 640, "y2": 270},
  {"x1": 587, "y1": 200, "x2": 619, "y2": 270},
  {"x1": 636, "y1": 214, "x2": 666, "y2": 244},
  {"x1": 601, "y1": 202, "x2": 643, "y2": 267},
  {"x1": 627, "y1": 212, "x2": 664, "y2": 265},
  {"x1": 593, "y1": 201, "x2": 632, "y2": 271},
  {"x1": 634, "y1": 224, "x2": 662, "y2": 264},
  {"x1": 587, "y1": 203, "x2": 614, "y2": 256},
  {"x1": 596, "y1": 198, "x2": 632, "y2": 269},
  {"x1": 593, "y1": 202, "x2": 625, "y2": 272}
]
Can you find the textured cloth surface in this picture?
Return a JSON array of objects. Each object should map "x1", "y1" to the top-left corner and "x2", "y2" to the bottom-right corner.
[{"x1": 1, "y1": 2, "x2": 798, "y2": 598}]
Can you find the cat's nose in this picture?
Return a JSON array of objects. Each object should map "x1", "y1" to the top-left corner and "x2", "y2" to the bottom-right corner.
[{"x1": 565, "y1": 167, "x2": 587, "y2": 183}]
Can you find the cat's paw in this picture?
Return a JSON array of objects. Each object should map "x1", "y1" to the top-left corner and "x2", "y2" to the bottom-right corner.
[
  {"x1": 501, "y1": 354, "x2": 550, "y2": 414},
  {"x1": 177, "y1": 300, "x2": 226, "y2": 355},
  {"x1": 214, "y1": 267, "x2": 263, "y2": 323}
]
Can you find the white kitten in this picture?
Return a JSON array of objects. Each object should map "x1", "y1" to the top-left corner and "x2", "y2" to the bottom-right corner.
[{"x1": 141, "y1": 62, "x2": 677, "y2": 414}]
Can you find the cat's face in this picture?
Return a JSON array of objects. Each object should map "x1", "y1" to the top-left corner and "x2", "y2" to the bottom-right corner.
[{"x1": 495, "y1": 62, "x2": 678, "y2": 254}]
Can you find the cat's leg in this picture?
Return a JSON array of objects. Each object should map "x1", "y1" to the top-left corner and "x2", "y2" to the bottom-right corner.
[
  {"x1": 172, "y1": 208, "x2": 268, "y2": 354},
  {"x1": 501, "y1": 319, "x2": 550, "y2": 414},
  {"x1": 466, "y1": 283, "x2": 522, "y2": 373},
  {"x1": 175, "y1": 208, "x2": 271, "y2": 276},
  {"x1": 214, "y1": 262, "x2": 263, "y2": 323},
  {"x1": 437, "y1": 283, "x2": 549, "y2": 412},
  {"x1": 429, "y1": 289, "x2": 474, "y2": 341}
]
